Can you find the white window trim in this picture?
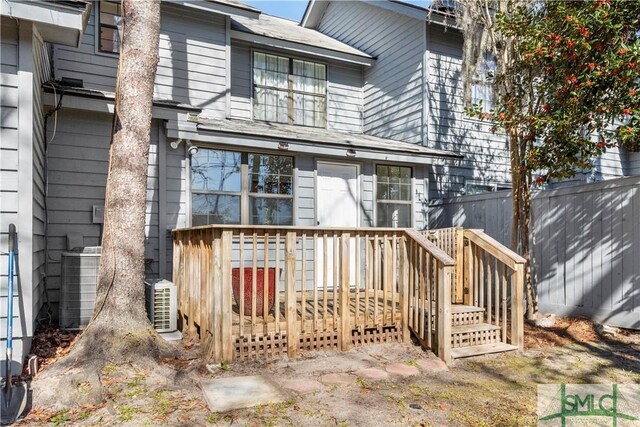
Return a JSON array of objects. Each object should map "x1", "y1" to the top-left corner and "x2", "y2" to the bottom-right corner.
[
  {"x1": 250, "y1": 48, "x2": 329, "y2": 129},
  {"x1": 373, "y1": 163, "x2": 415, "y2": 229},
  {"x1": 188, "y1": 145, "x2": 297, "y2": 226}
]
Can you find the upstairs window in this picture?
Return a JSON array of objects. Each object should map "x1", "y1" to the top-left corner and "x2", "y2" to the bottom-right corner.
[
  {"x1": 253, "y1": 52, "x2": 327, "y2": 128},
  {"x1": 98, "y1": 0, "x2": 122, "y2": 54},
  {"x1": 376, "y1": 165, "x2": 412, "y2": 228},
  {"x1": 471, "y1": 53, "x2": 496, "y2": 113}
]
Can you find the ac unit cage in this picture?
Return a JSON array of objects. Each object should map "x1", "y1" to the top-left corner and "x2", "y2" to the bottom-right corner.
[
  {"x1": 144, "y1": 279, "x2": 178, "y2": 333},
  {"x1": 59, "y1": 247, "x2": 101, "y2": 330}
]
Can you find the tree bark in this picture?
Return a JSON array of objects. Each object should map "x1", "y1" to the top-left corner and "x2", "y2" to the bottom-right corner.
[
  {"x1": 92, "y1": 0, "x2": 160, "y2": 331},
  {"x1": 32, "y1": 2, "x2": 166, "y2": 408}
]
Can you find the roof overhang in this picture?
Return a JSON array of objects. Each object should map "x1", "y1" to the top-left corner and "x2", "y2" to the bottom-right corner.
[
  {"x1": 302, "y1": 0, "x2": 457, "y2": 30},
  {"x1": 42, "y1": 85, "x2": 201, "y2": 121},
  {"x1": 1, "y1": 0, "x2": 91, "y2": 47},
  {"x1": 164, "y1": 0, "x2": 260, "y2": 19},
  {"x1": 301, "y1": 0, "x2": 330, "y2": 29},
  {"x1": 165, "y1": 119, "x2": 460, "y2": 165},
  {"x1": 231, "y1": 30, "x2": 375, "y2": 66}
]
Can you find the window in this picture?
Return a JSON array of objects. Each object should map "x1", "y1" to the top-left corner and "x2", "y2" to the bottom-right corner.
[
  {"x1": 463, "y1": 180, "x2": 511, "y2": 195},
  {"x1": 253, "y1": 52, "x2": 327, "y2": 128},
  {"x1": 248, "y1": 153, "x2": 294, "y2": 225},
  {"x1": 376, "y1": 165, "x2": 412, "y2": 228},
  {"x1": 98, "y1": 0, "x2": 122, "y2": 54},
  {"x1": 471, "y1": 53, "x2": 496, "y2": 113},
  {"x1": 191, "y1": 148, "x2": 294, "y2": 226}
]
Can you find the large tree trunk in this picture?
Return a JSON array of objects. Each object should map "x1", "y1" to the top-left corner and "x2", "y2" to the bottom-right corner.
[
  {"x1": 32, "y1": 1, "x2": 166, "y2": 409},
  {"x1": 92, "y1": 0, "x2": 160, "y2": 332}
]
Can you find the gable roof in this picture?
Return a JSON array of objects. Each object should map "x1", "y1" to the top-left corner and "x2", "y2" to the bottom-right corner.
[
  {"x1": 301, "y1": 0, "x2": 455, "y2": 29},
  {"x1": 231, "y1": 13, "x2": 375, "y2": 66}
]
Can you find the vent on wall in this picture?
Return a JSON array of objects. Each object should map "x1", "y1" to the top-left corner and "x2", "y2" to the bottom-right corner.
[
  {"x1": 59, "y1": 247, "x2": 101, "y2": 330},
  {"x1": 144, "y1": 280, "x2": 177, "y2": 333}
]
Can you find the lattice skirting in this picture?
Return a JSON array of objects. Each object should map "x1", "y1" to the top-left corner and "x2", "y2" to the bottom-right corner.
[
  {"x1": 234, "y1": 332, "x2": 288, "y2": 361},
  {"x1": 351, "y1": 325, "x2": 401, "y2": 346}
]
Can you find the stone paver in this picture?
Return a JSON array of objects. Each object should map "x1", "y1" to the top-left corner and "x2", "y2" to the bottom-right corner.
[
  {"x1": 385, "y1": 363, "x2": 420, "y2": 377},
  {"x1": 279, "y1": 378, "x2": 325, "y2": 395},
  {"x1": 355, "y1": 367, "x2": 389, "y2": 380},
  {"x1": 319, "y1": 373, "x2": 357, "y2": 385},
  {"x1": 416, "y1": 358, "x2": 449, "y2": 372},
  {"x1": 201, "y1": 375, "x2": 287, "y2": 412}
]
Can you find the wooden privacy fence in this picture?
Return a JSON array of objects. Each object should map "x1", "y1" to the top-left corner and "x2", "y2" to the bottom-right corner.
[
  {"x1": 172, "y1": 226, "x2": 459, "y2": 363},
  {"x1": 428, "y1": 176, "x2": 640, "y2": 329}
]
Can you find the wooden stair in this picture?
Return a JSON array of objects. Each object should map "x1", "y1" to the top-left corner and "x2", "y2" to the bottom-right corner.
[{"x1": 449, "y1": 304, "x2": 518, "y2": 359}]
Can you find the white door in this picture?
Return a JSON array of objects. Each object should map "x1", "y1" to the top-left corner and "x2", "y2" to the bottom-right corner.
[{"x1": 316, "y1": 162, "x2": 358, "y2": 289}]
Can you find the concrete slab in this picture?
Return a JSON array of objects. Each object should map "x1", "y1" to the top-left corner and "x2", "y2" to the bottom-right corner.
[
  {"x1": 385, "y1": 363, "x2": 419, "y2": 377},
  {"x1": 201, "y1": 375, "x2": 288, "y2": 412}
]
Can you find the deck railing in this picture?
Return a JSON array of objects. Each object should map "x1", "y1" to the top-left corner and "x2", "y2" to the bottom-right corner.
[
  {"x1": 463, "y1": 229, "x2": 525, "y2": 349},
  {"x1": 172, "y1": 225, "x2": 522, "y2": 364},
  {"x1": 421, "y1": 227, "x2": 525, "y2": 350}
]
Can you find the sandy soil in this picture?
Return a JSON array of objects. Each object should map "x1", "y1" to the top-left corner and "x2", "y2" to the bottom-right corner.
[{"x1": 18, "y1": 318, "x2": 640, "y2": 427}]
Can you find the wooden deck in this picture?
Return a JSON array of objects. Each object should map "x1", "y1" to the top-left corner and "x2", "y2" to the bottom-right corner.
[{"x1": 173, "y1": 226, "x2": 525, "y2": 364}]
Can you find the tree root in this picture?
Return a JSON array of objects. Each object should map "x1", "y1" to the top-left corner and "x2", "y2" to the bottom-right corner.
[{"x1": 32, "y1": 322, "x2": 178, "y2": 409}]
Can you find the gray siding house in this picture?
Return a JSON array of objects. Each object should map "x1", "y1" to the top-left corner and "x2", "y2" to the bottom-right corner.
[
  {"x1": 302, "y1": 0, "x2": 640, "y2": 195},
  {"x1": 2, "y1": 0, "x2": 637, "y2": 371},
  {"x1": 1, "y1": 0, "x2": 460, "y2": 370}
]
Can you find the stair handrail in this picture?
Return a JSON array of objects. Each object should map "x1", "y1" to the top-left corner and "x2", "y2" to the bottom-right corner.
[
  {"x1": 404, "y1": 229, "x2": 455, "y2": 363},
  {"x1": 463, "y1": 229, "x2": 525, "y2": 269},
  {"x1": 462, "y1": 228, "x2": 525, "y2": 350},
  {"x1": 404, "y1": 229, "x2": 455, "y2": 267}
]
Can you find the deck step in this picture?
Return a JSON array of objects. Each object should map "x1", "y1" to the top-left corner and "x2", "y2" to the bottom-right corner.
[
  {"x1": 451, "y1": 305, "x2": 485, "y2": 326},
  {"x1": 451, "y1": 305, "x2": 485, "y2": 313},
  {"x1": 451, "y1": 343, "x2": 519, "y2": 359},
  {"x1": 451, "y1": 322, "x2": 502, "y2": 348}
]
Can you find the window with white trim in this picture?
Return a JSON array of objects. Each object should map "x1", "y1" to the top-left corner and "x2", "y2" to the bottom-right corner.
[
  {"x1": 471, "y1": 53, "x2": 496, "y2": 113},
  {"x1": 253, "y1": 52, "x2": 327, "y2": 128},
  {"x1": 98, "y1": 0, "x2": 122, "y2": 54},
  {"x1": 191, "y1": 148, "x2": 294, "y2": 226},
  {"x1": 376, "y1": 165, "x2": 412, "y2": 228}
]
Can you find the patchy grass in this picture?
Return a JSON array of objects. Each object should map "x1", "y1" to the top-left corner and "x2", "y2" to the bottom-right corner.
[{"x1": 20, "y1": 317, "x2": 640, "y2": 427}]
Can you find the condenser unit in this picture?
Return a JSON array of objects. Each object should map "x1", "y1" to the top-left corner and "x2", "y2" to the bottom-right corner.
[
  {"x1": 144, "y1": 279, "x2": 177, "y2": 333},
  {"x1": 59, "y1": 247, "x2": 101, "y2": 330}
]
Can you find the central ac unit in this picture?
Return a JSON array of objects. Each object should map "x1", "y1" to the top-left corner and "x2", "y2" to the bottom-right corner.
[{"x1": 144, "y1": 279, "x2": 177, "y2": 333}]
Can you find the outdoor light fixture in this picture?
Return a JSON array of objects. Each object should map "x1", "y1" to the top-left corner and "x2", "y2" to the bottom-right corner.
[
  {"x1": 186, "y1": 140, "x2": 198, "y2": 156},
  {"x1": 346, "y1": 149, "x2": 356, "y2": 157},
  {"x1": 170, "y1": 139, "x2": 183, "y2": 149},
  {"x1": 278, "y1": 142, "x2": 289, "y2": 150}
]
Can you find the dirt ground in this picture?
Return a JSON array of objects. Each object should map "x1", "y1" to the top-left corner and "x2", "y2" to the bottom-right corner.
[{"x1": 18, "y1": 317, "x2": 640, "y2": 426}]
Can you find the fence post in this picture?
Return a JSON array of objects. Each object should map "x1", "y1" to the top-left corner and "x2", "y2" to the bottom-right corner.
[
  {"x1": 437, "y1": 263, "x2": 452, "y2": 364},
  {"x1": 221, "y1": 230, "x2": 234, "y2": 362},
  {"x1": 454, "y1": 227, "x2": 464, "y2": 303},
  {"x1": 511, "y1": 263, "x2": 524, "y2": 350},
  {"x1": 285, "y1": 231, "x2": 299, "y2": 357},
  {"x1": 339, "y1": 232, "x2": 352, "y2": 351},
  {"x1": 399, "y1": 235, "x2": 410, "y2": 343}
]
